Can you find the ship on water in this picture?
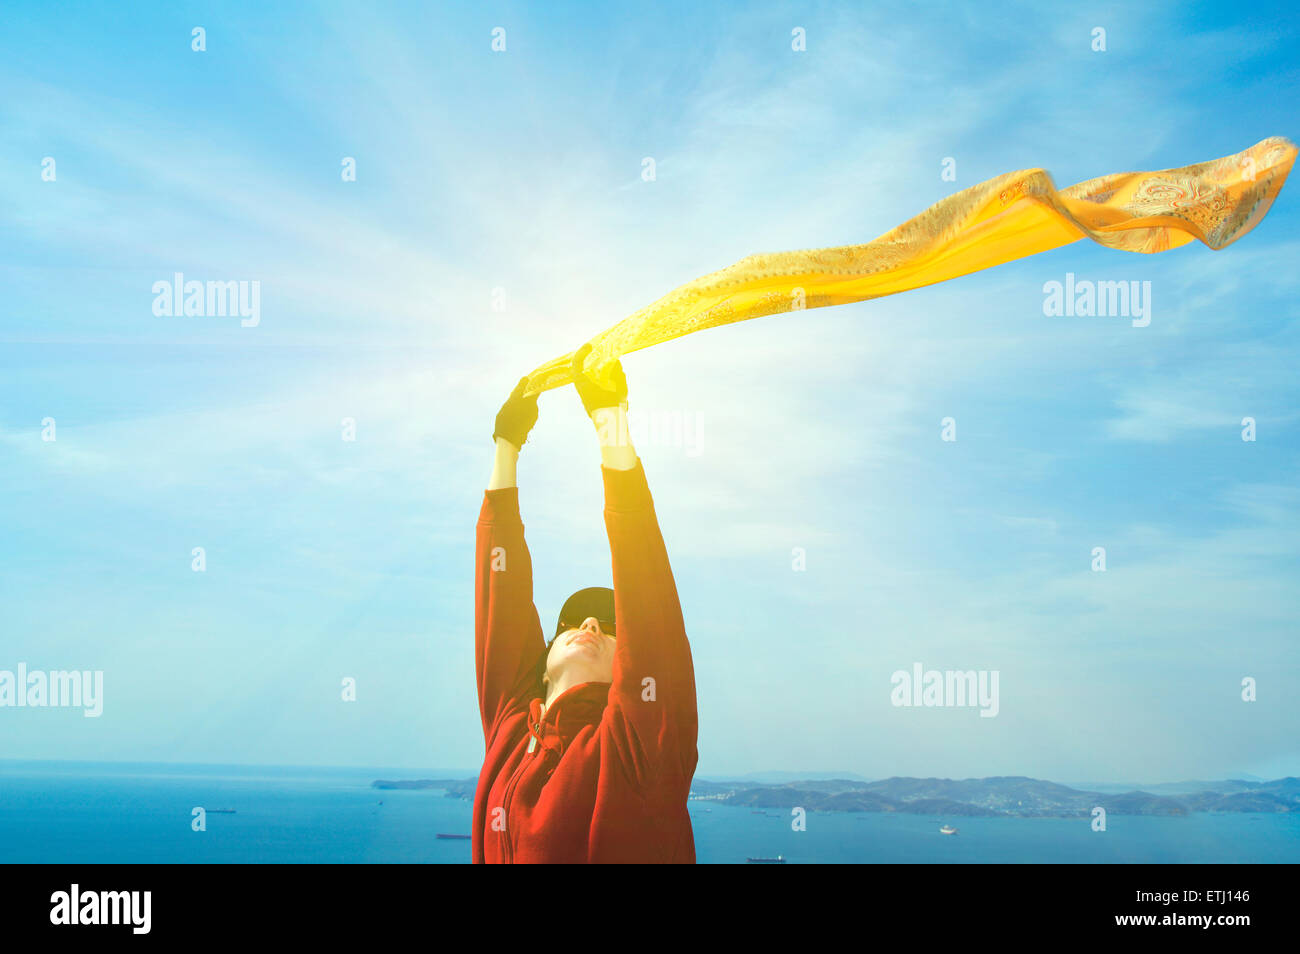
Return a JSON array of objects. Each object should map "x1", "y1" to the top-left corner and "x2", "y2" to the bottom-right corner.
[
  {"x1": 940, "y1": 824, "x2": 958, "y2": 835},
  {"x1": 746, "y1": 855, "x2": 786, "y2": 863}
]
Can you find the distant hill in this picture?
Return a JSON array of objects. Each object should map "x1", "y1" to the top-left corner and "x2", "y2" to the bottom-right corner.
[
  {"x1": 1068, "y1": 779, "x2": 1268, "y2": 795},
  {"x1": 372, "y1": 779, "x2": 475, "y2": 798},
  {"x1": 709, "y1": 771, "x2": 874, "y2": 784},
  {"x1": 692, "y1": 775, "x2": 1300, "y2": 817},
  {"x1": 372, "y1": 775, "x2": 1300, "y2": 817}
]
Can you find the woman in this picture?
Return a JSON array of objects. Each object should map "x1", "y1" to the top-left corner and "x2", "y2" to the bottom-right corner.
[{"x1": 472, "y1": 346, "x2": 699, "y2": 863}]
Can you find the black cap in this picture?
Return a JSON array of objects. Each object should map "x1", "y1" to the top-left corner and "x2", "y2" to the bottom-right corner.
[{"x1": 552, "y1": 586, "x2": 616, "y2": 642}]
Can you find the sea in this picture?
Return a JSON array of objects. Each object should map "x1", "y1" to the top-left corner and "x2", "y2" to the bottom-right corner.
[{"x1": 3, "y1": 761, "x2": 1297, "y2": 864}]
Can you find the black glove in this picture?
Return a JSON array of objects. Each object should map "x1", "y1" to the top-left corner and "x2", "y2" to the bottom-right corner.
[
  {"x1": 571, "y1": 344, "x2": 628, "y2": 417},
  {"x1": 493, "y1": 376, "x2": 539, "y2": 449}
]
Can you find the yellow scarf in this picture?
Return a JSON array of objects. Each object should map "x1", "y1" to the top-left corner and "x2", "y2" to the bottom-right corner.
[{"x1": 521, "y1": 137, "x2": 1296, "y2": 396}]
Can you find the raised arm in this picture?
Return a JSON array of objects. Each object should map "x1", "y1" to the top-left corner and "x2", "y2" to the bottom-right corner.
[
  {"x1": 475, "y1": 380, "x2": 546, "y2": 739},
  {"x1": 488, "y1": 435, "x2": 519, "y2": 490},
  {"x1": 599, "y1": 420, "x2": 698, "y2": 791},
  {"x1": 569, "y1": 348, "x2": 698, "y2": 790}
]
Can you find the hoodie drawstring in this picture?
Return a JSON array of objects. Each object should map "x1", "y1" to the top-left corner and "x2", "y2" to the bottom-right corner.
[{"x1": 526, "y1": 698, "x2": 545, "y2": 754}]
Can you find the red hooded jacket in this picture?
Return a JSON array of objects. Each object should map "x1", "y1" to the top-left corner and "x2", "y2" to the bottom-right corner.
[{"x1": 472, "y1": 458, "x2": 698, "y2": 863}]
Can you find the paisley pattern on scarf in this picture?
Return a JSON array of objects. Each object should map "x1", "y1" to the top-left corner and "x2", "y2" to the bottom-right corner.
[{"x1": 521, "y1": 137, "x2": 1296, "y2": 396}]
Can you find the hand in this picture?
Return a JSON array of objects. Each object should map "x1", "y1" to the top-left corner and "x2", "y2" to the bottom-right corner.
[
  {"x1": 571, "y1": 344, "x2": 628, "y2": 417},
  {"x1": 493, "y1": 376, "x2": 539, "y2": 449}
]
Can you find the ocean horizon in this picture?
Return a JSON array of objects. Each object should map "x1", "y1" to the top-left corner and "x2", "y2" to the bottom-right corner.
[{"x1": 3, "y1": 760, "x2": 1297, "y2": 864}]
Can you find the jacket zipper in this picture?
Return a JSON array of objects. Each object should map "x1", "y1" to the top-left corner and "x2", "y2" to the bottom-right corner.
[
  {"x1": 498, "y1": 701, "x2": 545, "y2": 864},
  {"x1": 495, "y1": 687, "x2": 597, "y2": 863},
  {"x1": 498, "y1": 757, "x2": 526, "y2": 864}
]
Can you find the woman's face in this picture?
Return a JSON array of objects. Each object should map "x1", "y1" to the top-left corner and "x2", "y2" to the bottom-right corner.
[{"x1": 546, "y1": 617, "x2": 616, "y2": 688}]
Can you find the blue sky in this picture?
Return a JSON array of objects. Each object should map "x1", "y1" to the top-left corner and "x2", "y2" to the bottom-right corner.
[{"x1": 1, "y1": 0, "x2": 1297, "y2": 783}]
